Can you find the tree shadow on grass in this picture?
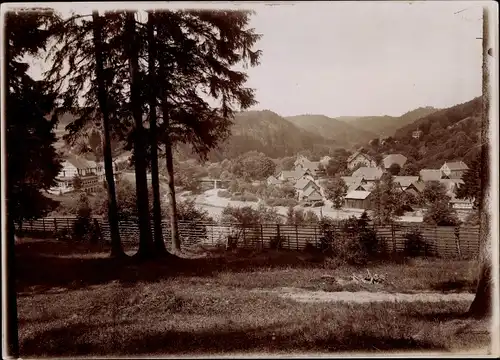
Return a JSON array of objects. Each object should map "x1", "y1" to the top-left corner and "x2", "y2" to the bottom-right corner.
[
  {"x1": 16, "y1": 239, "x2": 326, "y2": 294},
  {"x1": 429, "y1": 279, "x2": 477, "y2": 293},
  {"x1": 20, "y1": 320, "x2": 444, "y2": 357}
]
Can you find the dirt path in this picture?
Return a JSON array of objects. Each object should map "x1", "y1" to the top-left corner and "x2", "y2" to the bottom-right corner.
[{"x1": 253, "y1": 287, "x2": 475, "y2": 303}]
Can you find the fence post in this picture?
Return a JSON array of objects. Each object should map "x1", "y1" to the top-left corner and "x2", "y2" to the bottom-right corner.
[
  {"x1": 295, "y1": 225, "x2": 299, "y2": 251},
  {"x1": 242, "y1": 225, "x2": 246, "y2": 246},
  {"x1": 30, "y1": 220, "x2": 33, "y2": 232},
  {"x1": 455, "y1": 226, "x2": 462, "y2": 259},
  {"x1": 67, "y1": 218, "x2": 71, "y2": 231},
  {"x1": 391, "y1": 223, "x2": 396, "y2": 253},
  {"x1": 260, "y1": 224, "x2": 264, "y2": 249},
  {"x1": 54, "y1": 218, "x2": 58, "y2": 233},
  {"x1": 314, "y1": 226, "x2": 317, "y2": 248}
]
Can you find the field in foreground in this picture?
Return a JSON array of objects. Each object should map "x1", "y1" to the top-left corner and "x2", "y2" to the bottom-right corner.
[{"x1": 16, "y1": 239, "x2": 490, "y2": 356}]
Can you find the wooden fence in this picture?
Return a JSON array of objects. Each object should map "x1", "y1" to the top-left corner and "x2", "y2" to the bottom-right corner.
[{"x1": 15, "y1": 217, "x2": 481, "y2": 259}]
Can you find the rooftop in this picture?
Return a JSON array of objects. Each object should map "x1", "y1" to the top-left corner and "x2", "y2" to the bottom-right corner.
[{"x1": 345, "y1": 190, "x2": 372, "y2": 200}]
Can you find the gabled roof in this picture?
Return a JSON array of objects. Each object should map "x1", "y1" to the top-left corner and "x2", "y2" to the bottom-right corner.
[
  {"x1": 383, "y1": 154, "x2": 407, "y2": 169},
  {"x1": 359, "y1": 182, "x2": 375, "y2": 191},
  {"x1": 347, "y1": 151, "x2": 373, "y2": 163},
  {"x1": 442, "y1": 161, "x2": 469, "y2": 171},
  {"x1": 419, "y1": 169, "x2": 442, "y2": 182},
  {"x1": 345, "y1": 190, "x2": 371, "y2": 200},
  {"x1": 351, "y1": 167, "x2": 384, "y2": 180},
  {"x1": 299, "y1": 159, "x2": 320, "y2": 172},
  {"x1": 267, "y1": 175, "x2": 281, "y2": 185},
  {"x1": 294, "y1": 178, "x2": 316, "y2": 189},
  {"x1": 303, "y1": 186, "x2": 321, "y2": 197},
  {"x1": 407, "y1": 180, "x2": 425, "y2": 193},
  {"x1": 65, "y1": 154, "x2": 92, "y2": 170},
  {"x1": 393, "y1": 176, "x2": 419, "y2": 188}
]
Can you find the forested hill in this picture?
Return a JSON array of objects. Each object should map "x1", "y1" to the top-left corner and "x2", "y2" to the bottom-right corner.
[
  {"x1": 203, "y1": 110, "x2": 337, "y2": 160},
  {"x1": 367, "y1": 97, "x2": 482, "y2": 170},
  {"x1": 339, "y1": 106, "x2": 439, "y2": 137},
  {"x1": 285, "y1": 114, "x2": 377, "y2": 147}
]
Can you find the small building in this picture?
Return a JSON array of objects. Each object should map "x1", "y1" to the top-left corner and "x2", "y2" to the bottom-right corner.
[
  {"x1": 267, "y1": 175, "x2": 282, "y2": 186},
  {"x1": 383, "y1": 154, "x2": 407, "y2": 170},
  {"x1": 344, "y1": 190, "x2": 373, "y2": 210},
  {"x1": 419, "y1": 169, "x2": 443, "y2": 182},
  {"x1": 302, "y1": 187, "x2": 323, "y2": 202},
  {"x1": 412, "y1": 130, "x2": 423, "y2": 139},
  {"x1": 347, "y1": 151, "x2": 377, "y2": 170},
  {"x1": 449, "y1": 196, "x2": 474, "y2": 210},
  {"x1": 440, "y1": 161, "x2": 469, "y2": 179},
  {"x1": 294, "y1": 156, "x2": 321, "y2": 177},
  {"x1": 277, "y1": 168, "x2": 314, "y2": 182},
  {"x1": 404, "y1": 181, "x2": 425, "y2": 198},
  {"x1": 351, "y1": 167, "x2": 384, "y2": 182},
  {"x1": 295, "y1": 178, "x2": 320, "y2": 201},
  {"x1": 49, "y1": 154, "x2": 104, "y2": 194},
  {"x1": 393, "y1": 176, "x2": 419, "y2": 190}
]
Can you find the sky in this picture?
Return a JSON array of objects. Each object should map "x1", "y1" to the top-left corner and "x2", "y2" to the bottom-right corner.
[{"x1": 19, "y1": 1, "x2": 486, "y2": 118}]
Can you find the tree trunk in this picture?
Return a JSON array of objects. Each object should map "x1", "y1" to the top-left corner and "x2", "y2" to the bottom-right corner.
[
  {"x1": 147, "y1": 12, "x2": 167, "y2": 256},
  {"x1": 468, "y1": 6, "x2": 492, "y2": 319},
  {"x1": 6, "y1": 215, "x2": 19, "y2": 358},
  {"x1": 125, "y1": 12, "x2": 154, "y2": 259},
  {"x1": 92, "y1": 11, "x2": 125, "y2": 258},
  {"x1": 165, "y1": 138, "x2": 181, "y2": 252}
]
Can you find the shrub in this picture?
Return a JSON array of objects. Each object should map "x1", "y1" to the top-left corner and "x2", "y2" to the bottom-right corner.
[
  {"x1": 403, "y1": 228, "x2": 429, "y2": 257},
  {"x1": 217, "y1": 190, "x2": 231, "y2": 198},
  {"x1": 269, "y1": 235, "x2": 286, "y2": 250},
  {"x1": 266, "y1": 198, "x2": 298, "y2": 207},
  {"x1": 72, "y1": 193, "x2": 99, "y2": 242}
]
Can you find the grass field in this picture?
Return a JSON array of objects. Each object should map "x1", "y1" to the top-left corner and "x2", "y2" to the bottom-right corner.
[{"x1": 16, "y1": 238, "x2": 490, "y2": 356}]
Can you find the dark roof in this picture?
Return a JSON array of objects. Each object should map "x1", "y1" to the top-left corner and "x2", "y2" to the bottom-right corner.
[{"x1": 65, "y1": 154, "x2": 92, "y2": 170}]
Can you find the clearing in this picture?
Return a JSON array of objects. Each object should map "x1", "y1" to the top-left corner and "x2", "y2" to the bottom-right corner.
[{"x1": 16, "y1": 238, "x2": 490, "y2": 357}]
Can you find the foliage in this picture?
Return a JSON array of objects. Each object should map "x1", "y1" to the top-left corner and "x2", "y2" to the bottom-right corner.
[
  {"x1": 5, "y1": 10, "x2": 62, "y2": 224},
  {"x1": 217, "y1": 190, "x2": 231, "y2": 198},
  {"x1": 323, "y1": 177, "x2": 348, "y2": 209},
  {"x1": 72, "y1": 176, "x2": 83, "y2": 192},
  {"x1": 370, "y1": 174, "x2": 402, "y2": 225},
  {"x1": 403, "y1": 228, "x2": 429, "y2": 257},
  {"x1": 456, "y1": 151, "x2": 481, "y2": 209},
  {"x1": 423, "y1": 201, "x2": 460, "y2": 226},
  {"x1": 388, "y1": 163, "x2": 401, "y2": 176},
  {"x1": 325, "y1": 149, "x2": 349, "y2": 176},
  {"x1": 72, "y1": 193, "x2": 99, "y2": 242},
  {"x1": 422, "y1": 181, "x2": 449, "y2": 205},
  {"x1": 231, "y1": 151, "x2": 276, "y2": 180}
]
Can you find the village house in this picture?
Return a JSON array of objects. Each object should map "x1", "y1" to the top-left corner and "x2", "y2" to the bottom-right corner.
[
  {"x1": 440, "y1": 161, "x2": 469, "y2": 179},
  {"x1": 439, "y1": 178, "x2": 465, "y2": 196},
  {"x1": 276, "y1": 168, "x2": 314, "y2": 182},
  {"x1": 351, "y1": 167, "x2": 384, "y2": 182},
  {"x1": 266, "y1": 175, "x2": 282, "y2": 186},
  {"x1": 383, "y1": 154, "x2": 407, "y2": 170},
  {"x1": 449, "y1": 195, "x2": 474, "y2": 210},
  {"x1": 346, "y1": 151, "x2": 377, "y2": 170},
  {"x1": 419, "y1": 169, "x2": 443, "y2": 182},
  {"x1": 49, "y1": 154, "x2": 103, "y2": 194},
  {"x1": 412, "y1": 130, "x2": 423, "y2": 139},
  {"x1": 403, "y1": 181, "x2": 425, "y2": 198},
  {"x1": 294, "y1": 155, "x2": 321, "y2": 177},
  {"x1": 301, "y1": 186, "x2": 323, "y2": 203},
  {"x1": 294, "y1": 178, "x2": 321, "y2": 201},
  {"x1": 344, "y1": 190, "x2": 374, "y2": 210},
  {"x1": 393, "y1": 176, "x2": 419, "y2": 191},
  {"x1": 341, "y1": 176, "x2": 363, "y2": 192}
]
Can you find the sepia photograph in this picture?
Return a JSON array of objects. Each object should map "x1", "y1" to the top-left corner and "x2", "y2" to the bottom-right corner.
[{"x1": 1, "y1": 1, "x2": 499, "y2": 358}]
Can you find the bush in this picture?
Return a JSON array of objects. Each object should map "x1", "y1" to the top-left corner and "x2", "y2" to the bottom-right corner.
[
  {"x1": 266, "y1": 198, "x2": 299, "y2": 207},
  {"x1": 403, "y1": 228, "x2": 429, "y2": 257},
  {"x1": 269, "y1": 235, "x2": 286, "y2": 250},
  {"x1": 231, "y1": 193, "x2": 259, "y2": 202},
  {"x1": 217, "y1": 190, "x2": 231, "y2": 198}
]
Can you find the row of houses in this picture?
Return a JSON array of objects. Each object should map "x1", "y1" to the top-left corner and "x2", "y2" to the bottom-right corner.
[
  {"x1": 342, "y1": 161, "x2": 472, "y2": 210},
  {"x1": 49, "y1": 152, "x2": 130, "y2": 195}
]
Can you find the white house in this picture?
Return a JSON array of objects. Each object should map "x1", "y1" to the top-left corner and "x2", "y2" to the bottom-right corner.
[
  {"x1": 347, "y1": 151, "x2": 377, "y2": 170},
  {"x1": 49, "y1": 154, "x2": 102, "y2": 194},
  {"x1": 294, "y1": 178, "x2": 320, "y2": 201}
]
